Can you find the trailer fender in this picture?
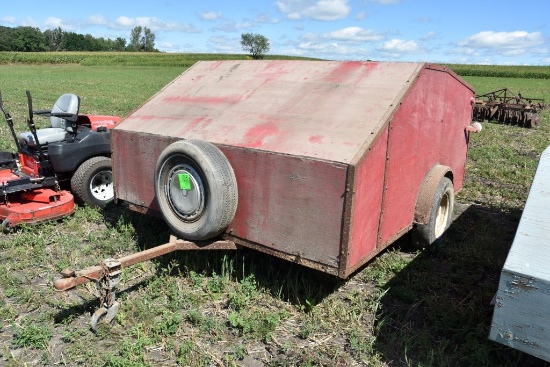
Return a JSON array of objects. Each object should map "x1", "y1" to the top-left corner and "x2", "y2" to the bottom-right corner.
[
  {"x1": 412, "y1": 164, "x2": 454, "y2": 248},
  {"x1": 154, "y1": 139, "x2": 238, "y2": 241},
  {"x1": 414, "y1": 164, "x2": 453, "y2": 225}
]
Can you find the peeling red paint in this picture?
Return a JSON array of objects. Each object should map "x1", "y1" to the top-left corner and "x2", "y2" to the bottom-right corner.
[
  {"x1": 325, "y1": 61, "x2": 378, "y2": 84},
  {"x1": 309, "y1": 135, "x2": 324, "y2": 144},
  {"x1": 178, "y1": 116, "x2": 211, "y2": 135},
  {"x1": 243, "y1": 122, "x2": 283, "y2": 148},
  {"x1": 163, "y1": 95, "x2": 241, "y2": 105}
]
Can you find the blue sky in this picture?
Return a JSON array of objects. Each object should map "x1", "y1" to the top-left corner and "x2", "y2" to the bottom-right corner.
[{"x1": 2, "y1": 0, "x2": 549, "y2": 65}]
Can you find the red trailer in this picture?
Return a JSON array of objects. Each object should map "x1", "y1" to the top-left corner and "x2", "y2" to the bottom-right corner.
[
  {"x1": 113, "y1": 60, "x2": 475, "y2": 275},
  {"x1": 55, "y1": 61, "x2": 476, "y2": 326}
]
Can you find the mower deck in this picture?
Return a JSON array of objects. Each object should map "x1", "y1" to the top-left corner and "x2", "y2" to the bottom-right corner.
[{"x1": 0, "y1": 187, "x2": 74, "y2": 232}]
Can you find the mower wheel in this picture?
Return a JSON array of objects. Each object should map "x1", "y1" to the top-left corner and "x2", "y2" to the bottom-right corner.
[
  {"x1": 155, "y1": 139, "x2": 238, "y2": 241},
  {"x1": 2, "y1": 219, "x2": 11, "y2": 234},
  {"x1": 71, "y1": 156, "x2": 114, "y2": 208}
]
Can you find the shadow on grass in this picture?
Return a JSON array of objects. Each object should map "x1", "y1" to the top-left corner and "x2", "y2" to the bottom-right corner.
[
  {"x1": 372, "y1": 203, "x2": 549, "y2": 367},
  {"x1": 70, "y1": 202, "x2": 342, "y2": 305}
]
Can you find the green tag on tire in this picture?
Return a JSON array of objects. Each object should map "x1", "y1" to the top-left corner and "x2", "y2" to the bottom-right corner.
[{"x1": 178, "y1": 173, "x2": 191, "y2": 190}]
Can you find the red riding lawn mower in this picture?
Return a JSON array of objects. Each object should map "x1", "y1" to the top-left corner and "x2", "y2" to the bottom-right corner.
[{"x1": 0, "y1": 90, "x2": 120, "y2": 233}]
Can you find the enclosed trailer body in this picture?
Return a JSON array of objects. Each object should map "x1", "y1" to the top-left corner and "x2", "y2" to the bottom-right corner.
[{"x1": 112, "y1": 60, "x2": 474, "y2": 278}]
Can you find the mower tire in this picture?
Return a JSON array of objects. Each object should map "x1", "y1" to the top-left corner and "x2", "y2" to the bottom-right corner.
[
  {"x1": 71, "y1": 156, "x2": 114, "y2": 208},
  {"x1": 155, "y1": 139, "x2": 238, "y2": 241}
]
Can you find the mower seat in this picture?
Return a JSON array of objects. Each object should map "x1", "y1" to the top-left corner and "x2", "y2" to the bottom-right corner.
[{"x1": 19, "y1": 93, "x2": 80, "y2": 146}]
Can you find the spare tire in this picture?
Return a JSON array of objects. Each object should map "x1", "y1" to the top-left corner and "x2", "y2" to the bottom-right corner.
[{"x1": 154, "y1": 140, "x2": 238, "y2": 241}]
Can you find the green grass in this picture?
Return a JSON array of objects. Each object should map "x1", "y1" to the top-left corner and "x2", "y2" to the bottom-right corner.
[{"x1": 0, "y1": 57, "x2": 549, "y2": 366}]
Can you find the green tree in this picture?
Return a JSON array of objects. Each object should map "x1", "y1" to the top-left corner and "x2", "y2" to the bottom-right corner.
[
  {"x1": 12, "y1": 26, "x2": 47, "y2": 51},
  {"x1": 129, "y1": 26, "x2": 142, "y2": 51},
  {"x1": 0, "y1": 26, "x2": 15, "y2": 51},
  {"x1": 240, "y1": 33, "x2": 270, "y2": 59},
  {"x1": 114, "y1": 37, "x2": 126, "y2": 51},
  {"x1": 44, "y1": 27, "x2": 64, "y2": 51},
  {"x1": 128, "y1": 26, "x2": 156, "y2": 52},
  {"x1": 142, "y1": 27, "x2": 155, "y2": 52}
]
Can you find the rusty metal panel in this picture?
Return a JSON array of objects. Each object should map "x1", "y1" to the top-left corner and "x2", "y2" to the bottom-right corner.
[
  {"x1": 346, "y1": 125, "x2": 389, "y2": 273},
  {"x1": 490, "y1": 146, "x2": 550, "y2": 362},
  {"x1": 115, "y1": 60, "x2": 420, "y2": 164},
  {"x1": 378, "y1": 65, "x2": 473, "y2": 246},
  {"x1": 223, "y1": 147, "x2": 348, "y2": 268}
]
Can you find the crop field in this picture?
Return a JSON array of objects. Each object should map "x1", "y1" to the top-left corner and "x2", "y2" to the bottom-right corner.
[{"x1": 0, "y1": 53, "x2": 549, "y2": 366}]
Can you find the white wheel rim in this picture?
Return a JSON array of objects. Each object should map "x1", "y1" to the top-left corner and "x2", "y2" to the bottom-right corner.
[
  {"x1": 434, "y1": 192, "x2": 450, "y2": 238},
  {"x1": 166, "y1": 163, "x2": 205, "y2": 221},
  {"x1": 90, "y1": 170, "x2": 114, "y2": 201}
]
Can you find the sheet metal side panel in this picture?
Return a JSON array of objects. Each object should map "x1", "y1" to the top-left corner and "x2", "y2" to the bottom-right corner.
[
  {"x1": 115, "y1": 60, "x2": 422, "y2": 164},
  {"x1": 113, "y1": 129, "x2": 348, "y2": 268},
  {"x1": 112, "y1": 129, "x2": 174, "y2": 208},
  {"x1": 340, "y1": 64, "x2": 423, "y2": 277},
  {"x1": 222, "y1": 147, "x2": 348, "y2": 268},
  {"x1": 490, "y1": 148, "x2": 550, "y2": 361},
  {"x1": 378, "y1": 66, "x2": 473, "y2": 245},
  {"x1": 345, "y1": 125, "x2": 389, "y2": 270}
]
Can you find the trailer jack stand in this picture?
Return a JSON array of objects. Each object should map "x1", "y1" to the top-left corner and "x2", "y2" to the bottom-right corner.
[{"x1": 90, "y1": 260, "x2": 121, "y2": 331}]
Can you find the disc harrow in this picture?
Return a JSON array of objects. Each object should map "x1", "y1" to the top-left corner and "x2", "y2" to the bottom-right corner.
[{"x1": 473, "y1": 88, "x2": 547, "y2": 128}]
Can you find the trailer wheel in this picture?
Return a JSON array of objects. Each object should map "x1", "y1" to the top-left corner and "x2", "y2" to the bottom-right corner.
[
  {"x1": 71, "y1": 156, "x2": 114, "y2": 208},
  {"x1": 155, "y1": 140, "x2": 238, "y2": 241},
  {"x1": 412, "y1": 177, "x2": 454, "y2": 248}
]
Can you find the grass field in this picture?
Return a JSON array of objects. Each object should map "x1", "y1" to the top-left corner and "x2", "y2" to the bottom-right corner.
[{"x1": 0, "y1": 55, "x2": 550, "y2": 366}]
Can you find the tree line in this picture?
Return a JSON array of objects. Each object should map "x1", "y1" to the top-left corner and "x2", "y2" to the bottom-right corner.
[{"x1": 0, "y1": 25, "x2": 156, "y2": 52}]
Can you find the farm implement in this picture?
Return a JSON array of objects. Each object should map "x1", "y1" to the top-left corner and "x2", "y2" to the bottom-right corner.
[
  {"x1": 473, "y1": 88, "x2": 547, "y2": 128},
  {"x1": 0, "y1": 90, "x2": 119, "y2": 232}
]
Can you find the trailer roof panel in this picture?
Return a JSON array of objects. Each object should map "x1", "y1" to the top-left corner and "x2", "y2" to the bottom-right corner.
[{"x1": 116, "y1": 60, "x2": 423, "y2": 163}]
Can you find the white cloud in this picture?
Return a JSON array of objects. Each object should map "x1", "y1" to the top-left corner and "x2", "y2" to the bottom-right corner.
[
  {"x1": 276, "y1": 0, "x2": 350, "y2": 21},
  {"x1": 88, "y1": 15, "x2": 107, "y2": 25},
  {"x1": 210, "y1": 21, "x2": 254, "y2": 32},
  {"x1": 458, "y1": 31, "x2": 543, "y2": 49},
  {"x1": 377, "y1": 38, "x2": 425, "y2": 58},
  {"x1": 421, "y1": 31, "x2": 438, "y2": 41},
  {"x1": 254, "y1": 13, "x2": 280, "y2": 24},
  {"x1": 200, "y1": 11, "x2": 222, "y2": 21},
  {"x1": 0, "y1": 16, "x2": 16, "y2": 24},
  {"x1": 21, "y1": 18, "x2": 39, "y2": 27},
  {"x1": 369, "y1": 0, "x2": 400, "y2": 4},
  {"x1": 44, "y1": 17, "x2": 76, "y2": 31},
  {"x1": 324, "y1": 27, "x2": 385, "y2": 42},
  {"x1": 455, "y1": 31, "x2": 545, "y2": 59},
  {"x1": 355, "y1": 11, "x2": 367, "y2": 20},
  {"x1": 115, "y1": 16, "x2": 134, "y2": 27},
  {"x1": 297, "y1": 41, "x2": 369, "y2": 56},
  {"x1": 114, "y1": 16, "x2": 200, "y2": 33},
  {"x1": 208, "y1": 35, "x2": 241, "y2": 53}
]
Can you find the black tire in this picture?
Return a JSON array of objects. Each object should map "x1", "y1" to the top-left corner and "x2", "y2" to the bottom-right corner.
[
  {"x1": 71, "y1": 156, "x2": 114, "y2": 208},
  {"x1": 154, "y1": 139, "x2": 238, "y2": 241},
  {"x1": 2, "y1": 219, "x2": 11, "y2": 234},
  {"x1": 411, "y1": 177, "x2": 454, "y2": 248}
]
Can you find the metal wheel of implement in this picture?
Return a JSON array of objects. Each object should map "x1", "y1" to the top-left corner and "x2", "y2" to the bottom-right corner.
[
  {"x1": 155, "y1": 139, "x2": 238, "y2": 241},
  {"x1": 71, "y1": 156, "x2": 114, "y2": 208},
  {"x1": 412, "y1": 177, "x2": 454, "y2": 248}
]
